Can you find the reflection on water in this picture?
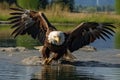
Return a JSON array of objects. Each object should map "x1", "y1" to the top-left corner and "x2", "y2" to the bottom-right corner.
[
  {"x1": 31, "y1": 65, "x2": 120, "y2": 80},
  {"x1": 1, "y1": 60, "x2": 120, "y2": 80},
  {"x1": 31, "y1": 65, "x2": 103, "y2": 80},
  {"x1": 0, "y1": 60, "x2": 40, "y2": 80},
  {"x1": 76, "y1": 67, "x2": 120, "y2": 80},
  {"x1": 0, "y1": 38, "x2": 16, "y2": 47}
]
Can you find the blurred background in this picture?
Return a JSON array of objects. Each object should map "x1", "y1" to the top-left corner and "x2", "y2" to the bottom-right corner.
[{"x1": 0, "y1": 0, "x2": 120, "y2": 49}]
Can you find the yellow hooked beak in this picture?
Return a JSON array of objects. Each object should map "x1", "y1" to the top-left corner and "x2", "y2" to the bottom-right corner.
[{"x1": 54, "y1": 36, "x2": 60, "y2": 43}]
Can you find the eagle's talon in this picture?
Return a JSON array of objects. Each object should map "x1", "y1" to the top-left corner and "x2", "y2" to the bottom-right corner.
[
  {"x1": 41, "y1": 58, "x2": 49, "y2": 65},
  {"x1": 46, "y1": 58, "x2": 53, "y2": 65}
]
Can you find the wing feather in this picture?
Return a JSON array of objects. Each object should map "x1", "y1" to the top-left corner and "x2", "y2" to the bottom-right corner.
[
  {"x1": 10, "y1": 12, "x2": 24, "y2": 15},
  {"x1": 99, "y1": 34, "x2": 106, "y2": 41},
  {"x1": 8, "y1": 16, "x2": 21, "y2": 20},
  {"x1": 102, "y1": 29, "x2": 113, "y2": 36},
  {"x1": 66, "y1": 22, "x2": 116, "y2": 52},
  {"x1": 101, "y1": 31, "x2": 110, "y2": 39},
  {"x1": 104, "y1": 26, "x2": 115, "y2": 33},
  {"x1": 9, "y1": 7, "x2": 57, "y2": 45},
  {"x1": 10, "y1": 7, "x2": 24, "y2": 11},
  {"x1": 10, "y1": 19, "x2": 21, "y2": 23},
  {"x1": 11, "y1": 22, "x2": 21, "y2": 28}
]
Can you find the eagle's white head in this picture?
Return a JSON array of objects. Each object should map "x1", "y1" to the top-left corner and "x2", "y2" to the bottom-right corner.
[{"x1": 48, "y1": 31, "x2": 65, "y2": 45}]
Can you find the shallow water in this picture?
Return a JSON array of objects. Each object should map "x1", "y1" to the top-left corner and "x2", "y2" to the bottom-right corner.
[{"x1": 1, "y1": 59, "x2": 120, "y2": 80}]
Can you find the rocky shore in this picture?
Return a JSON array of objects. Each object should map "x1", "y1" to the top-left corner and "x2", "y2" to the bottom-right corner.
[{"x1": 0, "y1": 46, "x2": 120, "y2": 67}]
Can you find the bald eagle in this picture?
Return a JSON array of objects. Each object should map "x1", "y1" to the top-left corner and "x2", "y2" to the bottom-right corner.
[{"x1": 8, "y1": 7, "x2": 116, "y2": 65}]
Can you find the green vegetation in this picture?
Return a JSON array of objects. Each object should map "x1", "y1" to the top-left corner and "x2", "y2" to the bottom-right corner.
[
  {"x1": 0, "y1": 2, "x2": 11, "y2": 20},
  {"x1": 0, "y1": 25, "x2": 12, "y2": 38},
  {"x1": 51, "y1": 0, "x2": 74, "y2": 12},
  {"x1": 46, "y1": 12, "x2": 120, "y2": 24},
  {"x1": 16, "y1": 35, "x2": 40, "y2": 49},
  {"x1": 115, "y1": 27, "x2": 120, "y2": 49},
  {"x1": 0, "y1": 1, "x2": 120, "y2": 24},
  {"x1": 115, "y1": 0, "x2": 120, "y2": 14},
  {"x1": 17, "y1": 0, "x2": 39, "y2": 10}
]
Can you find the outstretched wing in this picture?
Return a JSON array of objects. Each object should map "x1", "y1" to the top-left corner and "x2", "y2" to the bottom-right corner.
[
  {"x1": 8, "y1": 7, "x2": 56, "y2": 45},
  {"x1": 66, "y1": 22, "x2": 116, "y2": 52}
]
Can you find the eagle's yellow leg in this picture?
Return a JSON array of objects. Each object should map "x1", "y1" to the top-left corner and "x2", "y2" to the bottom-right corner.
[
  {"x1": 42, "y1": 58, "x2": 49, "y2": 65},
  {"x1": 42, "y1": 58, "x2": 53, "y2": 65},
  {"x1": 46, "y1": 57, "x2": 53, "y2": 64}
]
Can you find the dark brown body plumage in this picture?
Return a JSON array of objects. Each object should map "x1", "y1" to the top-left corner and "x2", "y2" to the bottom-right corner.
[{"x1": 8, "y1": 7, "x2": 116, "y2": 64}]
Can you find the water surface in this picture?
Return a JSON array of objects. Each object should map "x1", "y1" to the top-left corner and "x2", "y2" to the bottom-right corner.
[{"x1": 1, "y1": 59, "x2": 120, "y2": 80}]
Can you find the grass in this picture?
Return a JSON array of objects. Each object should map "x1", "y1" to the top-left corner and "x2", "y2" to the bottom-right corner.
[
  {"x1": 0, "y1": 25, "x2": 12, "y2": 38},
  {"x1": 0, "y1": 2, "x2": 15, "y2": 21},
  {"x1": 0, "y1": 2, "x2": 120, "y2": 33},
  {"x1": 45, "y1": 12, "x2": 120, "y2": 24},
  {"x1": 0, "y1": 8, "x2": 11, "y2": 21},
  {"x1": 1, "y1": 10, "x2": 120, "y2": 25},
  {"x1": 54, "y1": 24, "x2": 76, "y2": 31},
  {"x1": 0, "y1": 2, "x2": 120, "y2": 24}
]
